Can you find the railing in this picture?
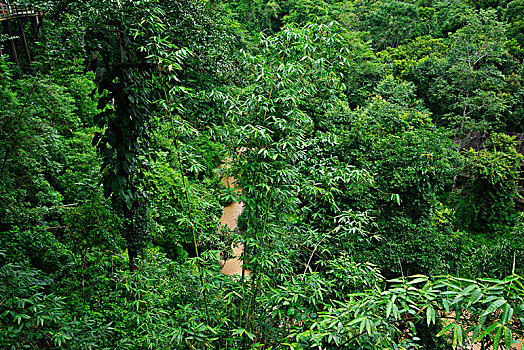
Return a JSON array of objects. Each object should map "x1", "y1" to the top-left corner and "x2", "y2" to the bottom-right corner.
[{"x1": 0, "y1": 4, "x2": 43, "y2": 20}]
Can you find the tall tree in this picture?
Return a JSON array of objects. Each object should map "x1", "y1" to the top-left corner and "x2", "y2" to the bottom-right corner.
[{"x1": 52, "y1": 0, "x2": 189, "y2": 270}]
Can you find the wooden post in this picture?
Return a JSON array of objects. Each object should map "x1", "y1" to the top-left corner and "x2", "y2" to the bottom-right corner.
[
  {"x1": 17, "y1": 18, "x2": 32, "y2": 67},
  {"x1": 30, "y1": 16, "x2": 37, "y2": 35},
  {"x1": 3, "y1": 21, "x2": 20, "y2": 68},
  {"x1": 34, "y1": 14, "x2": 41, "y2": 33}
]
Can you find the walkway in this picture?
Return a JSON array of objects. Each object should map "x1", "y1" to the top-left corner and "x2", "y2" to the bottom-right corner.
[{"x1": 0, "y1": 4, "x2": 43, "y2": 21}]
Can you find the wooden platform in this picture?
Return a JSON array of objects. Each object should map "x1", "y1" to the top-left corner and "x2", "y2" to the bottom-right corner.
[
  {"x1": 1, "y1": 4, "x2": 44, "y2": 68},
  {"x1": 0, "y1": 4, "x2": 43, "y2": 22}
]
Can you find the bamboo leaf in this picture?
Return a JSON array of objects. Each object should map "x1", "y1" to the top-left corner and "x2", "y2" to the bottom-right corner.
[
  {"x1": 386, "y1": 300, "x2": 393, "y2": 319},
  {"x1": 426, "y1": 305, "x2": 435, "y2": 326},
  {"x1": 483, "y1": 299, "x2": 506, "y2": 316},
  {"x1": 436, "y1": 323, "x2": 454, "y2": 337},
  {"x1": 408, "y1": 277, "x2": 428, "y2": 285},
  {"x1": 452, "y1": 325, "x2": 458, "y2": 349},
  {"x1": 348, "y1": 317, "x2": 365, "y2": 326},
  {"x1": 393, "y1": 303, "x2": 400, "y2": 320},
  {"x1": 457, "y1": 324, "x2": 463, "y2": 349},
  {"x1": 493, "y1": 325, "x2": 503, "y2": 350},
  {"x1": 442, "y1": 298, "x2": 450, "y2": 314},
  {"x1": 473, "y1": 322, "x2": 499, "y2": 343},
  {"x1": 501, "y1": 303, "x2": 513, "y2": 325},
  {"x1": 504, "y1": 327, "x2": 513, "y2": 350},
  {"x1": 461, "y1": 283, "x2": 478, "y2": 295},
  {"x1": 359, "y1": 317, "x2": 367, "y2": 335}
]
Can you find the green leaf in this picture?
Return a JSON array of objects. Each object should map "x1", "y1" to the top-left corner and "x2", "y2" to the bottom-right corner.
[
  {"x1": 493, "y1": 325, "x2": 503, "y2": 350},
  {"x1": 392, "y1": 303, "x2": 400, "y2": 320},
  {"x1": 501, "y1": 303, "x2": 513, "y2": 325},
  {"x1": 386, "y1": 300, "x2": 393, "y2": 319},
  {"x1": 348, "y1": 317, "x2": 365, "y2": 326},
  {"x1": 442, "y1": 298, "x2": 450, "y2": 314},
  {"x1": 436, "y1": 323, "x2": 454, "y2": 337},
  {"x1": 426, "y1": 305, "x2": 435, "y2": 326},
  {"x1": 483, "y1": 299, "x2": 506, "y2": 316},
  {"x1": 452, "y1": 325, "x2": 458, "y2": 349},
  {"x1": 468, "y1": 287, "x2": 482, "y2": 306},
  {"x1": 366, "y1": 319, "x2": 372, "y2": 335},
  {"x1": 472, "y1": 313, "x2": 487, "y2": 340},
  {"x1": 457, "y1": 324, "x2": 463, "y2": 349},
  {"x1": 461, "y1": 283, "x2": 478, "y2": 295},
  {"x1": 386, "y1": 295, "x2": 396, "y2": 319},
  {"x1": 359, "y1": 317, "x2": 367, "y2": 335},
  {"x1": 504, "y1": 327, "x2": 513, "y2": 350},
  {"x1": 474, "y1": 322, "x2": 499, "y2": 343},
  {"x1": 408, "y1": 277, "x2": 428, "y2": 285}
]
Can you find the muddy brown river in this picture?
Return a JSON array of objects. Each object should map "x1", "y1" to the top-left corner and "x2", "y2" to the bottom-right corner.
[{"x1": 218, "y1": 170, "x2": 249, "y2": 276}]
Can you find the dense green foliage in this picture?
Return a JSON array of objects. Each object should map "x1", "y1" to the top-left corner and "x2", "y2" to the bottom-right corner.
[{"x1": 1, "y1": 0, "x2": 524, "y2": 348}]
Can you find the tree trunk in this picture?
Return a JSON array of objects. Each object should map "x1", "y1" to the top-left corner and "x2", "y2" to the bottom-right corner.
[
  {"x1": 127, "y1": 246, "x2": 137, "y2": 271},
  {"x1": 124, "y1": 205, "x2": 137, "y2": 271}
]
